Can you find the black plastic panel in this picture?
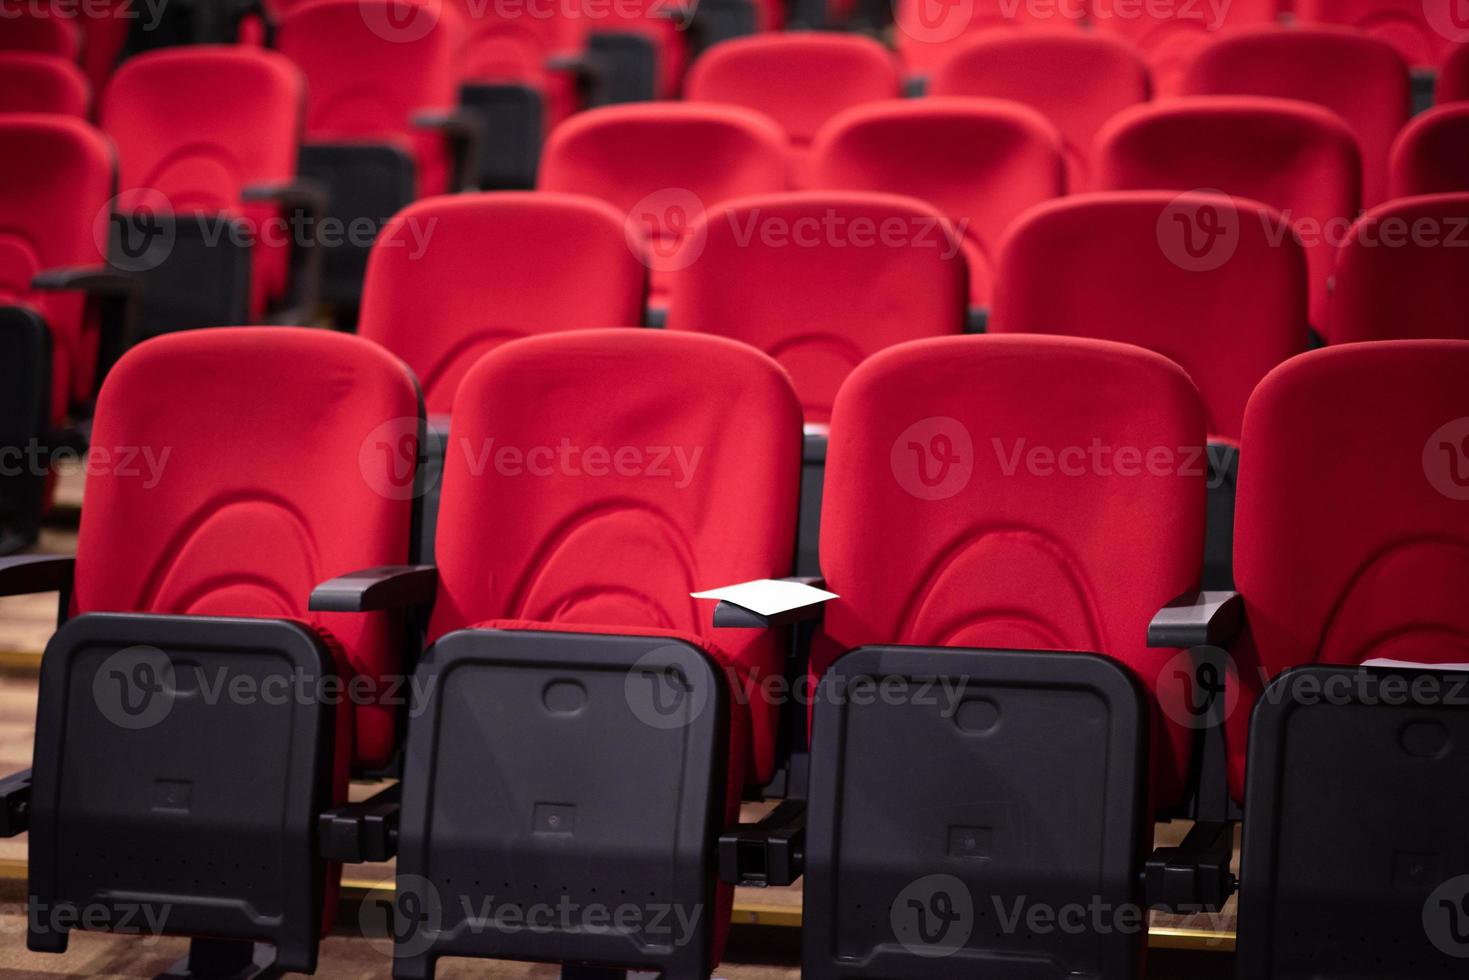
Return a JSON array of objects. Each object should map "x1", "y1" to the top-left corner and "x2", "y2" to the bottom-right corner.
[
  {"x1": 459, "y1": 83, "x2": 543, "y2": 190},
  {"x1": 393, "y1": 628, "x2": 730, "y2": 979},
  {"x1": 804, "y1": 645, "x2": 1149, "y2": 979},
  {"x1": 26, "y1": 613, "x2": 338, "y2": 974},
  {"x1": 1204, "y1": 443, "x2": 1238, "y2": 591},
  {"x1": 1238, "y1": 665, "x2": 1469, "y2": 979},
  {"x1": 796, "y1": 432, "x2": 826, "y2": 578},
  {"x1": 0, "y1": 306, "x2": 50, "y2": 555},
  {"x1": 585, "y1": 34, "x2": 659, "y2": 105},
  {"x1": 113, "y1": 214, "x2": 252, "y2": 341}
]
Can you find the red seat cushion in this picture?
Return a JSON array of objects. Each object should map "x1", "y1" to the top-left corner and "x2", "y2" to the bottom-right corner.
[
  {"x1": 1231, "y1": 340, "x2": 1469, "y2": 800},
  {"x1": 815, "y1": 335, "x2": 1208, "y2": 806},
  {"x1": 0, "y1": 53, "x2": 89, "y2": 116},
  {"x1": 427, "y1": 330, "x2": 803, "y2": 785}
]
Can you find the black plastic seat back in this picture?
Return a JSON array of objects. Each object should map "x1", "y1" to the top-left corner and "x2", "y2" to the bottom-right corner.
[{"x1": 0, "y1": 306, "x2": 50, "y2": 555}]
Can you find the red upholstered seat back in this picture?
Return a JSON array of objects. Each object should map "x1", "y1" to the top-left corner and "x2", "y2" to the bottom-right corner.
[
  {"x1": 930, "y1": 32, "x2": 1151, "y2": 191},
  {"x1": 665, "y1": 191, "x2": 967, "y2": 424},
  {"x1": 1389, "y1": 104, "x2": 1469, "y2": 198},
  {"x1": 1087, "y1": 0, "x2": 1277, "y2": 95},
  {"x1": 359, "y1": 192, "x2": 647, "y2": 416},
  {"x1": 808, "y1": 98, "x2": 1065, "y2": 306},
  {"x1": 892, "y1": 1, "x2": 1086, "y2": 78},
  {"x1": 1229, "y1": 341, "x2": 1469, "y2": 797},
  {"x1": 0, "y1": 53, "x2": 89, "y2": 116},
  {"x1": 101, "y1": 47, "x2": 305, "y2": 216},
  {"x1": 1095, "y1": 96, "x2": 1360, "y2": 331},
  {"x1": 684, "y1": 34, "x2": 903, "y2": 185},
  {"x1": 0, "y1": 9, "x2": 79, "y2": 58},
  {"x1": 1328, "y1": 194, "x2": 1469, "y2": 344},
  {"x1": 1295, "y1": 0, "x2": 1461, "y2": 67},
  {"x1": 0, "y1": 114, "x2": 113, "y2": 421},
  {"x1": 1441, "y1": 43, "x2": 1469, "y2": 102},
  {"x1": 428, "y1": 330, "x2": 803, "y2": 782},
  {"x1": 73, "y1": 328, "x2": 422, "y2": 768},
  {"x1": 1181, "y1": 26, "x2": 1411, "y2": 206},
  {"x1": 814, "y1": 335, "x2": 1207, "y2": 804},
  {"x1": 991, "y1": 191, "x2": 1310, "y2": 443}
]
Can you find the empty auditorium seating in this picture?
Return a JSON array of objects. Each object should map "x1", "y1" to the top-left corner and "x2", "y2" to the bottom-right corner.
[
  {"x1": 100, "y1": 46, "x2": 315, "y2": 331},
  {"x1": 277, "y1": 0, "x2": 471, "y2": 312},
  {"x1": 1441, "y1": 42, "x2": 1469, "y2": 101},
  {"x1": 1089, "y1": 0, "x2": 1278, "y2": 95},
  {"x1": 1327, "y1": 193, "x2": 1469, "y2": 343},
  {"x1": 930, "y1": 32, "x2": 1152, "y2": 191},
  {"x1": 0, "y1": 8, "x2": 80, "y2": 59},
  {"x1": 539, "y1": 103, "x2": 789, "y2": 308},
  {"x1": 802, "y1": 334, "x2": 1206, "y2": 977},
  {"x1": 1389, "y1": 103, "x2": 1469, "y2": 196},
  {"x1": 1295, "y1": 0, "x2": 1462, "y2": 67},
  {"x1": 358, "y1": 193, "x2": 647, "y2": 417},
  {"x1": 685, "y1": 33, "x2": 904, "y2": 186},
  {"x1": 0, "y1": 53, "x2": 88, "y2": 116},
  {"x1": 0, "y1": 327, "x2": 422, "y2": 974},
  {"x1": 892, "y1": 0, "x2": 1085, "y2": 79},
  {"x1": 808, "y1": 98, "x2": 1065, "y2": 309},
  {"x1": 1181, "y1": 26, "x2": 1411, "y2": 205},
  {"x1": 1095, "y1": 96, "x2": 1360, "y2": 330},
  {"x1": 1228, "y1": 340, "x2": 1469, "y2": 978},
  {"x1": 315, "y1": 329, "x2": 802, "y2": 977}
]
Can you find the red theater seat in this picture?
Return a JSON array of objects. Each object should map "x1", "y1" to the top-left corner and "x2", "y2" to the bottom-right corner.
[
  {"x1": 665, "y1": 192, "x2": 967, "y2": 425},
  {"x1": 1441, "y1": 43, "x2": 1469, "y2": 102},
  {"x1": 539, "y1": 103, "x2": 789, "y2": 306},
  {"x1": 0, "y1": 115, "x2": 114, "y2": 421},
  {"x1": 1295, "y1": 0, "x2": 1462, "y2": 67},
  {"x1": 1181, "y1": 26, "x2": 1411, "y2": 206},
  {"x1": 1326, "y1": 193, "x2": 1469, "y2": 343},
  {"x1": 1089, "y1": 0, "x2": 1278, "y2": 95},
  {"x1": 808, "y1": 98, "x2": 1065, "y2": 308},
  {"x1": 930, "y1": 32, "x2": 1152, "y2": 191},
  {"x1": 0, "y1": 9, "x2": 80, "y2": 59},
  {"x1": 1095, "y1": 96, "x2": 1360, "y2": 331},
  {"x1": 446, "y1": 0, "x2": 580, "y2": 127},
  {"x1": 992, "y1": 192, "x2": 1309, "y2": 445},
  {"x1": 684, "y1": 33, "x2": 904, "y2": 186},
  {"x1": 1389, "y1": 103, "x2": 1469, "y2": 196},
  {"x1": 892, "y1": 0, "x2": 1086, "y2": 79},
  {"x1": 358, "y1": 192, "x2": 647, "y2": 416},
  {"x1": 0, "y1": 53, "x2": 88, "y2": 116},
  {"x1": 100, "y1": 46, "x2": 310, "y2": 321}
]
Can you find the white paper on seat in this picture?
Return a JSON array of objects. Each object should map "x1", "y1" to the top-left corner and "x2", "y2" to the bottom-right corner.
[
  {"x1": 691, "y1": 579, "x2": 839, "y2": 616},
  {"x1": 1362, "y1": 658, "x2": 1469, "y2": 672}
]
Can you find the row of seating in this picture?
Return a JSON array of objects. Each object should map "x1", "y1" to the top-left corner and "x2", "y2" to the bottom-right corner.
[{"x1": 0, "y1": 325, "x2": 1463, "y2": 978}]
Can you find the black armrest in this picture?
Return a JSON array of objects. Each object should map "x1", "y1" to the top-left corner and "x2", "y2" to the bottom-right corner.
[
  {"x1": 718, "y1": 799, "x2": 805, "y2": 887},
  {"x1": 546, "y1": 53, "x2": 594, "y2": 77},
  {"x1": 241, "y1": 179, "x2": 327, "y2": 215},
  {"x1": 1144, "y1": 820, "x2": 1237, "y2": 913},
  {"x1": 1148, "y1": 591, "x2": 1244, "y2": 648},
  {"x1": 319, "y1": 782, "x2": 400, "y2": 862},
  {"x1": 0, "y1": 769, "x2": 30, "y2": 838},
  {"x1": 241, "y1": 180, "x2": 327, "y2": 323},
  {"x1": 411, "y1": 110, "x2": 482, "y2": 192},
  {"x1": 0, "y1": 554, "x2": 74, "y2": 598},
  {"x1": 31, "y1": 265, "x2": 139, "y2": 296},
  {"x1": 310, "y1": 565, "x2": 436, "y2": 613},
  {"x1": 711, "y1": 577, "x2": 832, "y2": 629}
]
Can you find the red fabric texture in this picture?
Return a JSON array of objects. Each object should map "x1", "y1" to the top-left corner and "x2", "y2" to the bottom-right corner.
[
  {"x1": 808, "y1": 98, "x2": 1065, "y2": 306},
  {"x1": 991, "y1": 191, "x2": 1310, "y2": 442},
  {"x1": 684, "y1": 34, "x2": 903, "y2": 187},
  {"x1": 0, "y1": 53, "x2": 89, "y2": 116},
  {"x1": 930, "y1": 32, "x2": 1151, "y2": 191},
  {"x1": 1087, "y1": 0, "x2": 1277, "y2": 95},
  {"x1": 73, "y1": 327, "x2": 422, "y2": 768},
  {"x1": 1295, "y1": 0, "x2": 1460, "y2": 67},
  {"x1": 445, "y1": 0, "x2": 581, "y2": 127},
  {"x1": 1230, "y1": 341, "x2": 1469, "y2": 799},
  {"x1": 100, "y1": 46, "x2": 307, "y2": 318},
  {"x1": 0, "y1": 10, "x2": 79, "y2": 58},
  {"x1": 893, "y1": 4, "x2": 1086, "y2": 78},
  {"x1": 1181, "y1": 26, "x2": 1411, "y2": 206},
  {"x1": 276, "y1": 0, "x2": 462, "y2": 197},
  {"x1": 1095, "y1": 95, "x2": 1361, "y2": 331},
  {"x1": 813, "y1": 335, "x2": 1208, "y2": 807},
  {"x1": 476, "y1": 618, "x2": 749, "y2": 969},
  {"x1": 665, "y1": 191, "x2": 968, "y2": 424},
  {"x1": 0, "y1": 114, "x2": 113, "y2": 421},
  {"x1": 538, "y1": 103, "x2": 789, "y2": 303},
  {"x1": 1389, "y1": 103, "x2": 1469, "y2": 198},
  {"x1": 1440, "y1": 43, "x2": 1469, "y2": 103},
  {"x1": 1327, "y1": 193, "x2": 1469, "y2": 344},
  {"x1": 426, "y1": 329, "x2": 803, "y2": 785},
  {"x1": 358, "y1": 192, "x2": 647, "y2": 415}
]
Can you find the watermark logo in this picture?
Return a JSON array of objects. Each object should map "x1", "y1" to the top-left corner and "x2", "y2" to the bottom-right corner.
[
  {"x1": 626, "y1": 646, "x2": 712, "y2": 731},
  {"x1": 96, "y1": 189, "x2": 176, "y2": 273},
  {"x1": 1156, "y1": 649, "x2": 1239, "y2": 731},
  {"x1": 93, "y1": 645, "x2": 175, "y2": 730},
  {"x1": 1424, "y1": 418, "x2": 1469, "y2": 501},
  {"x1": 891, "y1": 417, "x2": 974, "y2": 501},
  {"x1": 359, "y1": 417, "x2": 429, "y2": 501},
  {"x1": 1425, "y1": 0, "x2": 1469, "y2": 43},
  {"x1": 892, "y1": 874, "x2": 974, "y2": 958},
  {"x1": 894, "y1": 0, "x2": 976, "y2": 43},
  {"x1": 625, "y1": 188, "x2": 707, "y2": 272},
  {"x1": 1156, "y1": 191, "x2": 1239, "y2": 272},
  {"x1": 361, "y1": 874, "x2": 443, "y2": 958},
  {"x1": 1424, "y1": 875, "x2": 1469, "y2": 957},
  {"x1": 359, "y1": 0, "x2": 443, "y2": 42}
]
